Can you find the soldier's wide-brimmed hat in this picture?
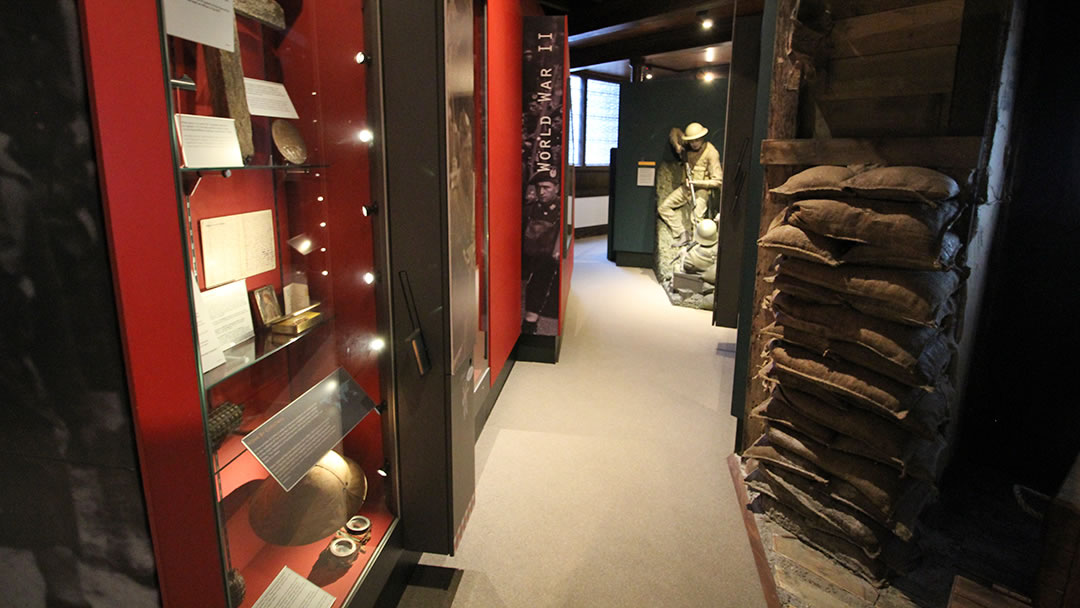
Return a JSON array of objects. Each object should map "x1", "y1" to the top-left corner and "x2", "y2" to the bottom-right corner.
[{"x1": 683, "y1": 122, "x2": 709, "y2": 140}]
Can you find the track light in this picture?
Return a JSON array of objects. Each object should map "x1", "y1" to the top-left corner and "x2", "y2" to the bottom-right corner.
[
  {"x1": 354, "y1": 51, "x2": 368, "y2": 64},
  {"x1": 361, "y1": 202, "x2": 378, "y2": 217},
  {"x1": 362, "y1": 271, "x2": 376, "y2": 285}
]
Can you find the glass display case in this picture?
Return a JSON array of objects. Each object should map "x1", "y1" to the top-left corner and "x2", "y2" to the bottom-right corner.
[{"x1": 159, "y1": 2, "x2": 393, "y2": 606}]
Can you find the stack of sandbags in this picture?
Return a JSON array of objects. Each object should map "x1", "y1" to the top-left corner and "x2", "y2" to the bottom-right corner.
[{"x1": 744, "y1": 165, "x2": 966, "y2": 586}]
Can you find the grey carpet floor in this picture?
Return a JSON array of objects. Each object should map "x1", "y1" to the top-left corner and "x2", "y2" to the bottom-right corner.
[{"x1": 396, "y1": 236, "x2": 767, "y2": 608}]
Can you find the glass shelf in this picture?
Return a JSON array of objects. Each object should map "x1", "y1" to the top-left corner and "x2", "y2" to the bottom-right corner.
[
  {"x1": 202, "y1": 309, "x2": 330, "y2": 390},
  {"x1": 180, "y1": 163, "x2": 329, "y2": 173}
]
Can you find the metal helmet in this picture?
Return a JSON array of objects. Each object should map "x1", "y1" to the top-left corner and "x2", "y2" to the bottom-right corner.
[
  {"x1": 694, "y1": 219, "x2": 719, "y2": 246},
  {"x1": 683, "y1": 122, "x2": 709, "y2": 141}
]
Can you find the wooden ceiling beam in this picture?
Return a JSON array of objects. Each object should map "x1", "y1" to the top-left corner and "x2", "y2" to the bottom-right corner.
[{"x1": 570, "y1": 20, "x2": 734, "y2": 68}]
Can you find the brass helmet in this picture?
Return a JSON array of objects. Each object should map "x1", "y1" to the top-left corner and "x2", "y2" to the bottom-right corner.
[
  {"x1": 248, "y1": 450, "x2": 367, "y2": 546},
  {"x1": 683, "y1": 122, "x2": 709, "y2": 141}
]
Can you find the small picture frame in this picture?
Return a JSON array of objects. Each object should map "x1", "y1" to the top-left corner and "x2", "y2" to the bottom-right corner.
[{"x1": 252, "y1": 285, "x2": 283, "y2": 326}]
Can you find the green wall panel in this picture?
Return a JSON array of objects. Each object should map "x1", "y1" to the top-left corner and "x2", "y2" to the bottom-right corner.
[{"x1": 612, "y1": 77, "x2": 728, "y2": 256}]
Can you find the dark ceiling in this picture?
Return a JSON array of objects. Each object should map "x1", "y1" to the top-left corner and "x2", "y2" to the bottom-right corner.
[{"x1": 538, "y1": 0, "x2": 763, "y2": 77}]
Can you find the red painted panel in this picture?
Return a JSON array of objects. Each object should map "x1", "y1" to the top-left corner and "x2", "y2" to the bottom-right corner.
[
  {"x1": 487, "y1": 0, "x2": 523, "y2": 382},
  {"x1": 558, "y1": 17, "x2": 572, "y2": 335},
  {"x1": 79, "y1": 2, "x2": 225, "y2": 606}
]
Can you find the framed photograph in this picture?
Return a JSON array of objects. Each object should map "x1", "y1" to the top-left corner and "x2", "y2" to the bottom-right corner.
[{"x1": 252, "y1": 285, "x2": 283, "y2": 326}]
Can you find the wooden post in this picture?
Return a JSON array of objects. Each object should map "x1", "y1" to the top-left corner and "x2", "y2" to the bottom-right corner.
[{"x1": 741, "y1": 0, "x2": 802, "y2": 450}]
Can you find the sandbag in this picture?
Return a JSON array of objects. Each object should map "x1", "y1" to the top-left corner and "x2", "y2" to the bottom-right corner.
[
  {"x1": 775, "y1": 386, "x2": 946, "y2": 481},
  {"x1": 758, "y1": 210, "x2": 845, "y2": 266},
  {"x1": 745, "y1": 434, "x2": 928, "y2": 537},
  {"x1": 765, "y1": 424, "x2": 931, "y2": 521},
  {"x1": 771, "y1": 291, "x2": 954, "y2": 384},
  {"x1": 765, "y1": 321, "x2": 945, "y2": 388},
  {"x1": 788, "y1": 197, "x2": 959, "y2": 250},
  {"x1": 775, "y1": 256, "x2": 963, "y2": 327},
  {"x1": 768, "y1": 273, "x2": 847, "y2": 305},
  {"x1": 751, "y1": 393, "x2": 836, "y2": 445},
  {"x1": 842, "y1": 232, "x2": 962, "y2": 271},
  {"x1": 767, "y1": 341, "x2": 950, "y2": 429},
  {"x1": 750, "y1": 465, "x2": 921, "y2": 573},
  {"x1": 770, "y1": 165, "x2": 855, "y2": 197},
  {"x1": 753, "y1": 493, "x2": 890, "y2": 585},
  {"x1": 840, "y1": 166, "x2": 960, "y2": 203},
  {"x1": 760, "y1": 358, "x2": 949, "y2": 441}
]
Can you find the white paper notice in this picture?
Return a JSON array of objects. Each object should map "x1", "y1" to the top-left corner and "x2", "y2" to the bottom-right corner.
[
  {"x1": 200, "y1": 210, "x2": 278, "y2": 288},
  {"x1": 200, "y1": 279, "x2": 254, "y2": 349},
  {"x1": 176, "y1": 114, "x2": 244, "y2": 169},
  {"x1": 163, "y1": 0, "x2": 235, "y2": 52},
  {"x1": 282, "y1": 283, "x2": 310, "y2": 315},
  {"x1": 636, "y1": 165, "x2": 656, "y2": 187},
  {"x1": 191, "y1": 274, "x2": 227, "y2": 371},
  {"x1": 251, "y1": 567, "x2": 335, "y2": 608},
  {"x1": 244, "y1": 78, "x2": 300, "y2": 119}
]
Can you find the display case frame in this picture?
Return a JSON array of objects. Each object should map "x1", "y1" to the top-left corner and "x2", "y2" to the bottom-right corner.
[{"x1": 81, "y1": 1, "x2": 416, "y2": 606}]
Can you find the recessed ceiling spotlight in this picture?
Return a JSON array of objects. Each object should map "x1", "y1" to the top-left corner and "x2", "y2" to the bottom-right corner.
[{"x1": 701, "y1": 17, "x2": 714, "y2": 30}]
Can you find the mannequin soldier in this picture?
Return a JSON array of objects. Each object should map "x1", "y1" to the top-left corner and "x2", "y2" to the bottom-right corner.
[
  {"x1": 658, "y1": 122, "x2": 722, "y2": 245},
  {"x1": 681, "y1": 218, "x2": 719, "y2": 274}
]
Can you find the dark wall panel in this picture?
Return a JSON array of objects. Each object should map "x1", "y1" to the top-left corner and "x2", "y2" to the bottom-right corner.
[
  {"x1": 612, "y1": 77, "x2": 728, "y2": 257},
  {"x1": 0, "y1": 2, "x2": 159, "y2": 604}
]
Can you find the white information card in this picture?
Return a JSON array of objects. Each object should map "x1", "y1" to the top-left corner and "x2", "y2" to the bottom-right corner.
[
  {"x1": 190, "y1": 274, "x2": 227, "y2": 370},
  {"x1": 162, "y1": 0, "x2": 235, "y2": 52},
  {"x1": 251, "y1": 567, "x2": 335, "y2": 608},
  {"x1": 636, "y1": 161, "x2": 656, "y2": 187},
  {"x1": 199, "y1": 279, "x2": 255, "y2": 350},
  {"x1": 176, "y1": 114, "x2": 244, "y2": 169},
  {"x1": 244, "y1": 78, "x2": 300, "y2": 119},
  {"x1": 200, "y1": 209, "x2": 278, "y2": 288}
]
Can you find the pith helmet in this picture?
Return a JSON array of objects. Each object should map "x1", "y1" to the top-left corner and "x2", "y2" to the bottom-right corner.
[
  {"x1": 683, "y1": 122, "x2": 709, "y2": 140},
  {"x1": 695, "y1": 219, "x2": 718, "y2": 246}
]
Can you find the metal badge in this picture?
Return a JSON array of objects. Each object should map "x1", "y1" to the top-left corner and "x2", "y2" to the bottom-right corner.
[{"x1": 272, "y1": 119, "x2": 308, "y2": 164}]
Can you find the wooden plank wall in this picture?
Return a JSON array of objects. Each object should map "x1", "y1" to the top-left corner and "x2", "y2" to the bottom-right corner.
[
  {"x1": 741, "y1": 0, "x2": 1019, "y2": 454},
  {"x1": 806, "y1": 0, "x2": 965, "y2": 138}
]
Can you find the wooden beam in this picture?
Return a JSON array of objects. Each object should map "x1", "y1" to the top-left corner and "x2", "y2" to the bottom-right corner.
[
  {"x1": 759, "y1": 136, "x2": 983, "y2": 167},
  {"x1": 570, "y1": 22, "x2": 733, "y2": 68},
  {"x1": 727, "y1": 455, "x2": 783, "y2": 608}
]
